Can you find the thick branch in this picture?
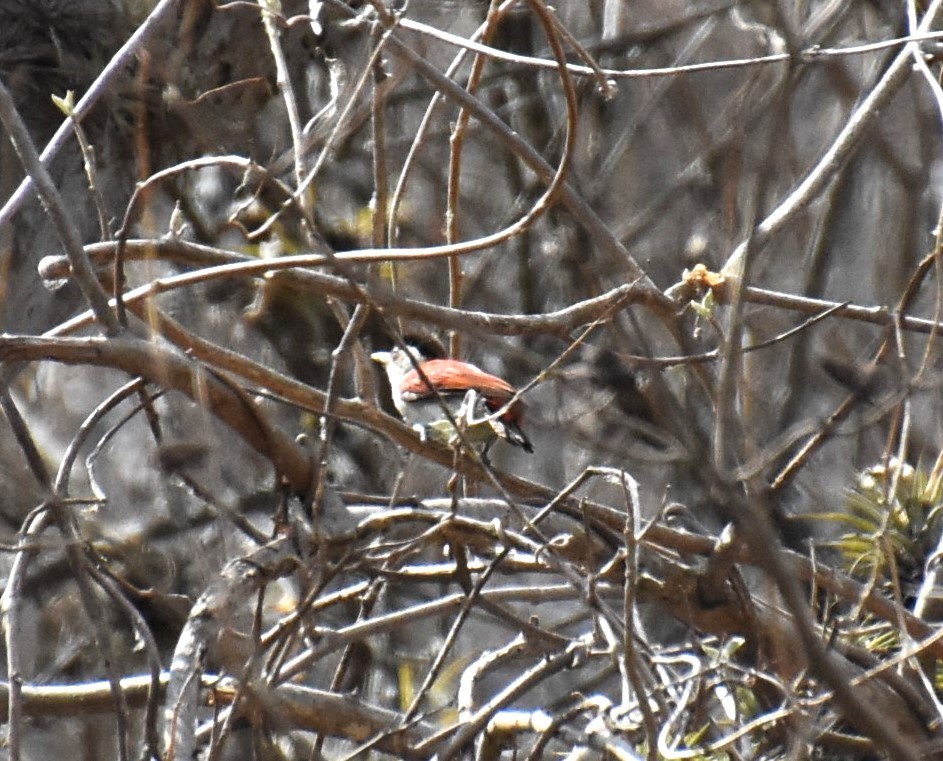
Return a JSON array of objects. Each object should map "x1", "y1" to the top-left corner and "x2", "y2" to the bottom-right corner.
[{"x1": 0, "y1": 335, "x2": 313, "y2": 494}]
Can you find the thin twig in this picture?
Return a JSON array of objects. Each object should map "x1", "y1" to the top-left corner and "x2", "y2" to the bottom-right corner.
[
  {"x1": 445, "y1": 0, "x2": 503, "y2": 357},
  {"x1": 0, "y1": 0, "x2": 181, "y2": 230},
  {"x1": 0, "y1": 76, "x2": 119, "y2": 334},
  {"x1": 396, "y1": 16, "x2": 943, "y2": 81},
  {"x1": 260, "y1": 0, "x2": 307, "y2": 190},
  {"x1": 721, "y1": 0, "x2": 943, "y2": 278}
]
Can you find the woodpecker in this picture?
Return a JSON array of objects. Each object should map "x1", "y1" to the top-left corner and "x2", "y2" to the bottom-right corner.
[{"x1": 371, "y1": 344, "x2": 534, "y2": 453}]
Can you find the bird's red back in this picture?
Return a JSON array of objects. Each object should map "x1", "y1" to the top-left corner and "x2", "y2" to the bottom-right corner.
[{"x1": 399, "y1": 359, "x2": 525, "y2": 422}]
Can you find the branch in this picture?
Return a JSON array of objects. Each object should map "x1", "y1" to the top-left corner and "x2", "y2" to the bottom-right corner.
[
  {"x1": 0, "y1": 77, "x2": 118, "y2": 333},
  {"x1": 0, "y1": 335, "x2": 314, "y2": 494},
  {"x1": 42, "y1": 239, "x2": 644, "y2": 338},
  {"x1": 0, "y1": 0, "x2": 181, "y2": 231},
  {"x1": 722, "y1": 0, "x2": 943, "y2": 276},
  {"x1": 0, "y1": 674, "x2": 436, "y2": 759}
]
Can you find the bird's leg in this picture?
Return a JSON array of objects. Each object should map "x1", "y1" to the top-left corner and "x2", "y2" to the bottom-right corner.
[
  {"x1": 461, "y1": 389, "x2": 496, "y2": 466},
  {"x1": 480, "y1": 437, "x2": 494, "y2": 467}
]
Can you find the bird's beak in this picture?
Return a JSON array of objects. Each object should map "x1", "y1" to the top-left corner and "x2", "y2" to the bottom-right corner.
[{"x1": 371, "y1": 351, "x2": 392, "y2": 365}]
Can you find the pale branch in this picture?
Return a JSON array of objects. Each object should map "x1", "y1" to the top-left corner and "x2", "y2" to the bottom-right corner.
[
  {"x1": 46, "y1": 241, "x2": 943, "y2": 341},
  {"x1": 43, "y1": 239, "x2": 641, "y2": 338}
]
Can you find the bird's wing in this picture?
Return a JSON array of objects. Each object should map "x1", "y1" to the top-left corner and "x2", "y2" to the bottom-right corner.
[{"x1": 400, "y1": 359, "x2": 516, "y2": 399}]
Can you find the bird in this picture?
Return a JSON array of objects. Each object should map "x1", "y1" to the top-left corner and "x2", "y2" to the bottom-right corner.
[{"x1": 371, "y1": 344, "x2": 534, "y2": 453}]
